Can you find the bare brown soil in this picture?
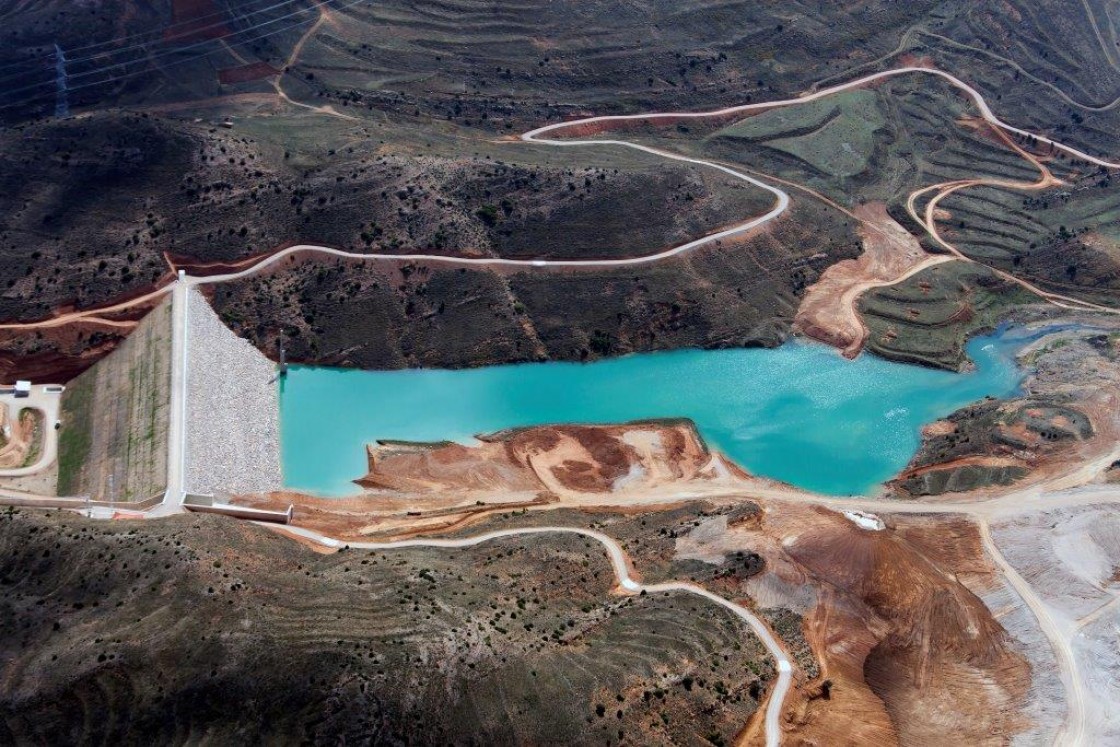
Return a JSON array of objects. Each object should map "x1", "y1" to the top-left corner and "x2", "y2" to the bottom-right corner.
[
  {"x1": 165, "y1": 0, "x2": 228, "y2": 43},
  {"x1": 357, "y1": 421, "x2": 729, "y2": 497},
  {"x1": 218, "y1": 62, "x2": 280, "y2": 85},
  {"x1": 237, "y1": 420, "x2": 753, "y2": 540},
  {"x1": 0, "y1": 324, "x2": 128, "y2": 384},
  {"x1": 0, "y1": 290, "x2": 167, "y2": 383},
  {"x1": 164, "y1": 242, "x2": 301, "y2": 277},
  {"x1": 677, "y1": 502, "x2": 1034, "y2": 745},
  {"x1": 229, "y1": 413, "x2": 1058, "y2": 743},
  {"x1": 794, "y1": 202, "x2": 950, "y2": 357}
]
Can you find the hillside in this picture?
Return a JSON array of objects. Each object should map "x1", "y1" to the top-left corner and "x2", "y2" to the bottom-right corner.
[
  {"x1": 0, "y1": 1, "x2": 1118, "y2": 378},
  {"x1": 0, "y1": 509, "x2": 772, "y2": 744}
]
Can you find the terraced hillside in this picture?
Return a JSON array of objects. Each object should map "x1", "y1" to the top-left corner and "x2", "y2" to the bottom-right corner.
[
  {"x1": 858, "y1": 262, "x2": 1036, "y2": 370},
  {"x1": 2, "y1": 1, "x2": 1120, "y2": 376},
  {"x1": 602, "y1": 71, "x2": 1119, "y2": 364},
  {"x1": 0, "y1": 104, "x2": 811, "y2": 376},
  {"x1": 6, "y1": 0, "x2": 1120, "y2": 146},
  {"x1": 896, "y1": 326, "x2": 1120, "y2": 495},
  {"x1": 0, "y1": 0, "x2": 945, "y2": 124},
  {"x1": 645, "y1": 73, "x2": 1058, "y2": 221},
  {"x1": 938, "y1": 178, "x2": 1120, "y2": 307},
  {"x1": 0, "y1": 509, "x2": 773, "y2": 744},
  {"x1": 1, "y1": 3, "x2": 1118, "y2": 745},
  {"x1": 915, "y1": 0, "x2": 1120, "y2": 157}
]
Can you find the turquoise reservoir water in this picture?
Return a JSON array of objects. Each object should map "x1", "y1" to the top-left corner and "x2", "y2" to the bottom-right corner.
[{"x1": 279, "y1": 332, "x2": 1025, "y2": 497}]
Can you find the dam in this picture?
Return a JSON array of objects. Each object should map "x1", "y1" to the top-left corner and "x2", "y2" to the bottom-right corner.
[{"x1": 279, "y1": 329, "x2": 1026, "y2": 497}]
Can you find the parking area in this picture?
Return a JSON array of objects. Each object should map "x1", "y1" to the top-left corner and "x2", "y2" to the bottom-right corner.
[{"x1": 0, "y1": 383, "x2": 63, "y2": 478}]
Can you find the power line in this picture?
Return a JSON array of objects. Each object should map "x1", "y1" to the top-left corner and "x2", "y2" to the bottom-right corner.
[
  {"x1": 0, "y1": 0, "x2": 314, "y2": 75},
  {"x1": 0, "y1": 0, "x2": 332, "y2": 92},
  {"x1": 0, "y1": 0, "x2": 368, "y2": 113},
  {"x1": 0, "y1": 0, "x2": 352, "y2": 105}
]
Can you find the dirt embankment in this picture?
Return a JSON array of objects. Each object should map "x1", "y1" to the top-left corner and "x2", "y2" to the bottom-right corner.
[
  {"x1": 794, "y1": 202, "x2": 950, "y2": 357},
  {"x1": 0, "y1": 306, "x2": 164, "y2": 384},
  {"x1": 54, "y1": 299, "x2": 172, "y2": 501},
  {"x1": 357, "y1": 420, "x2": 737, "y2": 496},
  {"x1": 240, "y1": 420, "x2": 753, "y2": 540},
  {"x1": 676, "y1": 503, "x2": 1037, "y2": 744}
]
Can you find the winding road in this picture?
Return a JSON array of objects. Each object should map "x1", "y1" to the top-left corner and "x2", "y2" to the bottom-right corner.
[
  {"x1": 978, "y1": 518, "x2": 1088, "y2": 747},
  {"x1": 3, "y1": 63, "x2": 1120, "y2": 745},
  {"x1": 196, "y1": 66, "x2": 1120, "y2": 279},
  {"x1": 3, "y1": 65, "x2": 1118, "y2": 335},
  {"x1": 275, "y1": 522, "x2": 794, "y2": 747}
]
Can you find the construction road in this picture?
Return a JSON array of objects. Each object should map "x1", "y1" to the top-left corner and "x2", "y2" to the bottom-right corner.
[
  {"x1": 2, "y1": 63, "x2": 1119, "y2": 745},
  {"x1": 275, "y1": 523, "x2": 794, "y2": 747}
]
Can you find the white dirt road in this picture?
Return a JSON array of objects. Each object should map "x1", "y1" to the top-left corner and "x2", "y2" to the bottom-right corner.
[
  {"x1": 274, "y1": 522, "x2": 795, "y2": 747},
  {"x1": 4, "y1": 63, "x2": 1120, "y2": 745}
]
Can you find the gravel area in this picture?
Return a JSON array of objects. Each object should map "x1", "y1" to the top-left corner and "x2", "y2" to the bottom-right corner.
[{"x1": 184, "y1": 288, "x2": 282, "y2": 495}]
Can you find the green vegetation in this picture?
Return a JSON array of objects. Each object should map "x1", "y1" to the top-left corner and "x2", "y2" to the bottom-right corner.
[
  {"x1": 54, "y1": 299, "x2": 171, "y2": 500},
  {"x1": 716, "y1": 98, "x2": 838, "y2": 141},
  {"x1": 474, "y1": 204, "x2": 499, "y2": 227},
  {"x1": 858, "y1": 261, "x2": 1036, "y2": 370},
  {"x1": 713, "y1": 90, "x2": 887, "y2": 178},
  {"x1": 57, "y1": 380, "x2": 93, "y2": 495}
]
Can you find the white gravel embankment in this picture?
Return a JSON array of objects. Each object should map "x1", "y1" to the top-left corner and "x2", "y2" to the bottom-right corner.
[{"x1": 184, "y1": 288, "x2": 283, "y2": 495}]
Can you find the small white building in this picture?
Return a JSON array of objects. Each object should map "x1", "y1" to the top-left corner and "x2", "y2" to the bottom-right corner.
[{"x1": 14, "y1": 380, "x2": 31, "y2": 398}]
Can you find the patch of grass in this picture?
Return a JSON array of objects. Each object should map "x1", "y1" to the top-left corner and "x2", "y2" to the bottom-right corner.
[
  {"x1": 57, "y1": 378, "x2": 93, "y2": 495},
  {"x1": 711, "y1": 90, "x2": 886, "y2": 178}
]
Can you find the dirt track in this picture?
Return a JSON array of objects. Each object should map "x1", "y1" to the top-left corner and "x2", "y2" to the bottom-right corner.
[
  {"x1": 275, "y1": 522, "x2": 794, "y2": 747},
  {"x1": 793, "y1": 203, "x2": 955, "y2": 356},
  {"x1": 978, "y1": 518, "x2": 1088, "y2": 745},
  {"x1": 4, "y1": 65, "x2": 1119, "y2": 338},
  {"x1": 5, "y1": 63, "x2": 1120, "y2": 745}
]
